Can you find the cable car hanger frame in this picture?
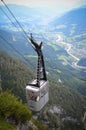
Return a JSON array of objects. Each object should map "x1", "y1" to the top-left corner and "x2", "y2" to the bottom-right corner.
[{"x1": 29, "y1": 33, "x2": 47, "y2": 88}]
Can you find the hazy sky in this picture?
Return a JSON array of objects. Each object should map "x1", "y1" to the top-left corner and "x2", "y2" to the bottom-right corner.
[{"x1": 0, "y1": 0, "x2": 86, "y2": 14}]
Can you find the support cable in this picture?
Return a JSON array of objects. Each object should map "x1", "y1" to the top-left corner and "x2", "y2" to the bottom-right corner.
[
  {"x1": 0, "y1": 34, "x2": 29, "y2": 64},
  {"x1": 1, "y1": 0, "x2": 30, "y2": 43},
  {"x1": 0, "y1": 6, "x2": 20, "y2": 32}
]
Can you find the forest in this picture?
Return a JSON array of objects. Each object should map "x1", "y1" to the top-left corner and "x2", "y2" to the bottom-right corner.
[{"x1": 0, "y1": 50, "x2": 86, "y2": 130}]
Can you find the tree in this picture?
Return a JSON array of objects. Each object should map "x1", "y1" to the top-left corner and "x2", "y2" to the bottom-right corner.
[{"x1": 0, "y1": 91, "x2": 32, "y2": 124}]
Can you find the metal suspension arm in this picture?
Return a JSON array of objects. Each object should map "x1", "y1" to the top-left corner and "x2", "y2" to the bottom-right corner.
[{"x1": 29, "y1": 34, "x2": 47, "y2": 87}]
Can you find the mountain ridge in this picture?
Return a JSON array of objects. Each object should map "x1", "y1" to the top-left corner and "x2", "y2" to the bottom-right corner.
[{"x1": 49, "y1": 7, "x2": 86, "y2": 36}]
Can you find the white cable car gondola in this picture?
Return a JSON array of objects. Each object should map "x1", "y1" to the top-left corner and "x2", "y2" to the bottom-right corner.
[
  {"x1": 26, "y1": 80, "x2": 49, "y2": 111},
  {"x1": 26, "y1": 34, "x2": 49, "y2": 111}
]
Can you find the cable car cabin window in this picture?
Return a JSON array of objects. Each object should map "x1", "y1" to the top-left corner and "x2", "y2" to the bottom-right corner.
[
  {"x1": 40, "y1": 85, "x2": 48, "y2": 97},
  {"x1": 27, "y1": 90, "x2": 40, "y2": 102}
]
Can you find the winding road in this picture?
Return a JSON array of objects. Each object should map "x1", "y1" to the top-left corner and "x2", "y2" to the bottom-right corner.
[{"x1": 56, "y1": 35, "x2": 86, "y2": 70}]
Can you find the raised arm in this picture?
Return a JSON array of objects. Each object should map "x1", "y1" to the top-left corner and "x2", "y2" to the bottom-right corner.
[{"x1": 29, "y1": 33, "x2": 42, "y2": 51}]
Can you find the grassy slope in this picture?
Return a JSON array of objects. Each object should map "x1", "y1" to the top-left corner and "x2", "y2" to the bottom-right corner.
[{"x1": 0, "y1": 119, "x2": 16, "y2": 130}]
